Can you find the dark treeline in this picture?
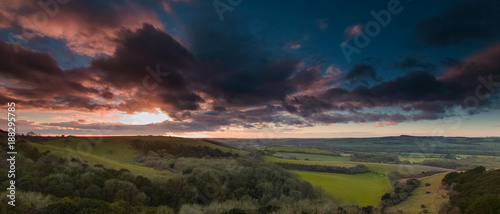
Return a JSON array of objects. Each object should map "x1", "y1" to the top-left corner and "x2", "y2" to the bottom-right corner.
[
  {"x1": 421, "y1": 159, "x2": 463, "y2": 169},
  {"x1": 129, "y1": 139, "x2": 237, "y2": 158},
  {"x1": 380, "y1": 179, "x2": 421, "y2": 209},
  {"x1": 441, "y1": 166, "x2": 500, "y2": 213},
  {"x1": 350, "y1": 153, "x2": 400, "y2": 164},
  {"x1": 275, "y1": 163, "x2": 370, "y2": 174}
]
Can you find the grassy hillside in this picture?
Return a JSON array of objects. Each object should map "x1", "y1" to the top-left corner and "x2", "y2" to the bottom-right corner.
[
  {"x1": 387, "y1": 173, "x2": 449, "y2": 214},
  {"x1": 292, "y1": 170, "x2": 391, "y2": 207},
  {"x1": 29, "y1": 136, "x2": 245, "y2": 177},
  {"x1": 30, "y1": 143, "x2": 163, "y2": 177}
]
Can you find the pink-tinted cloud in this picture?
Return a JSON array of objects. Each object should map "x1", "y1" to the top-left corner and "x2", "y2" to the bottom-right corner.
[
  {"x1": 439, "y1": 43, "x2": 500, "y2": 81},
  {"x1": 341, "y1": 24, "x2": 363, "y2": 46},
  {"x1": 1, "y1": 0, "x2": 163, "y2": 56}
]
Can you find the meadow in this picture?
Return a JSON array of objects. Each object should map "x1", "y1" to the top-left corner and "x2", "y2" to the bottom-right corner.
[{"x1": 291, "y1": 170, "x2": 391, "y2": 207}]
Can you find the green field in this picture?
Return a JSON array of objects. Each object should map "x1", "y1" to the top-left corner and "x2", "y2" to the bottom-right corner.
[
  {"x1": 291, "y1": 170, "x2": 392, "y2": 207},
  {"x1": 388, "y1": 173, "x2": 449, "y2": 214},
  {"x1": 265, "y1": 146, "x2": 337, "y2": 155},
  {"x1": 272, "y1": 152, "x2": 350, "y2": 161}
]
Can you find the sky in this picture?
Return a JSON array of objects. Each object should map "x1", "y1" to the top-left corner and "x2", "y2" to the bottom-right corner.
[{"x1": 0, "y1": 0, "x2": 499, "y2": 138}]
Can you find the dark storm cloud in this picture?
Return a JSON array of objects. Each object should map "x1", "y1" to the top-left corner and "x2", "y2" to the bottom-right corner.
[
  {"x1": 185, "y1": 15, "x2": 306, "y2": 107},
  {"x1": 90, "y1": 24, "x2": 203, "y2": 111},
  {"x1": 415, "y1": 0, "x2": 500, "y2": 47},
  {"x1": 391, "y1": 57, "x2": 435, "y2": 71},
  {"x1": 0, "y1": 41, "x2": 112, "y2": 110},
  {"x1": 308, "y1": 112, "x2": 408, "y2": 124},
  {"x1": 345, "y1": 64, "x2": 380, "y2": 84},
  {"x1": 286, "y1": 67, "x2": 497, "y2": 123}
]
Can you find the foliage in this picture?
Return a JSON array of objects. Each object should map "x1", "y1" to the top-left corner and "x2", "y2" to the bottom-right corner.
[
  {"x1": 130, "y1": 139, "x2": 238, "y2": 158},
  {"x1": 276, "y1": 163, "x2": 370, "y2": 174},
  {"x1": 265, "y1": 147, "x2": 340, "y2": 156},
  {"x1": 422, "y1": 159, "x2": 463, "y2": 169},
  {"x1": 380, "y1": 179, "x2": 421, "y2": 208},
  {"x1": 350, "y1": 153, "x2": 400, "y2": 164},
  {"x1": 441, "y1": 166, "x2": 500, "y2": 213}
]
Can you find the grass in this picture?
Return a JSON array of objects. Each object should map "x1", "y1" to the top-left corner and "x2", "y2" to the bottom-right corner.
[
  {"x1": 28, "y1": 136, "x2": 245, "y2": 177},
  {"x1": 265, "y1": 146, "x2": 337, "y2": 155},
  {"x1": 30, "y1": 143, "x2": 165, "y2": 177},
  {"x1": 272, "y1": 152, "x2": 350, "y2": 161},
  {"x1": 387, "y1": 173, "x2": 449, "y2": 214},
  {"x1": 291, "y1": 170, "x2": 392, "y2": 207}
]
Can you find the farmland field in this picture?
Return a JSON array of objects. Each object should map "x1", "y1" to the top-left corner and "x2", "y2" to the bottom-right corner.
[{"x1": 291, "y1": 170, "x2": 392, "y2": 206}]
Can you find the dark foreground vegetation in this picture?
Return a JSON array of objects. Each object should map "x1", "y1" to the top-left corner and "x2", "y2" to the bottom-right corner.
[
  {"x1": 441, "y1": 166, "x2": 500, "y2": 213},
  {"x1": 276, "y1": 163, "x2": 370, "y2": 174},
  {"x1": 380, "y1": 179, "x2": 421, "y2": 209}
]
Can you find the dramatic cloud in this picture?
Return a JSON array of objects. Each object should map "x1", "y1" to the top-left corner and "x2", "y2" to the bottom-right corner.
[
  {"x1": 345, "y1": 64, "x2": 380, "y2": 84},
  {"x1": 0, "y1": 0, "x2": 163, "y2": 56},
  {"x1": 0, "y1": 41, "x2": 112, "y2": 111},
  {"x1": 391, "y1": 57, "x2": 435, "y2": 72},
  {"x1": 1, "y1": 0, "x2": 500, "y2": 135}
]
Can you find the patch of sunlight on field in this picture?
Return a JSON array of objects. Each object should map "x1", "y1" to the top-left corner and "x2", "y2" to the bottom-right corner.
[
  {"x1": 265, "y1": 147, "x2": 337, "y2": 155},
  {"x1": 388, "y1": 173, "x2": 449, "y2": 214},
  {"x1": 30, "y1": 143, "x2": 169, "y2": 178},
  {"x1": 272, "y1": 152, "x2": 350, "y2": 161},
  {"x1": 291, "y1": 170, "x2": 392, "y2": 207},
  {"x1": 263, "y1": 156, "x2": 356, "y2": 167}
]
